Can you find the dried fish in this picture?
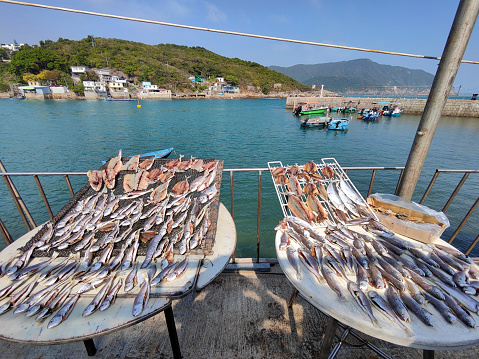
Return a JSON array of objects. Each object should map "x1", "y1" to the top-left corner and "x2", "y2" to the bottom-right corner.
[
  {"x1": 47, "y1": 293, "x2": 81, "y2": 329},
  {"x1": 369, "y1": 291, "x2": 412, "y2": 335}
]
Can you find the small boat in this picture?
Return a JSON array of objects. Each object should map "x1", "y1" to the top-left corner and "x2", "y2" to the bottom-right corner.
[
  {"x1": 140, "y1": 148, "x2": 174, "y2": 158},
  {"x1": 328, "y1": 118, "x2": 349, "y2": 130},
  {"x1": 104, "y1": 96, "x2": 136, "y2": 101},
  {"x1": 362, "y1": 108, "x2": 379, "y2": 121},
  {"x1": 391, "y1": 105, "x2": 402, "y2": 117},
  {"x1": 293, "y1": 102, "x2": 328, "y2": 116},
  {"x1": 300, "y1": 117, "x2": 332, "y2": 128},
  {"x1": 382, "y1": 105, "x2": 391, "y2": 116},
  {"x1": 101, "y1": 148, "x2": 173, "y2": 164}
]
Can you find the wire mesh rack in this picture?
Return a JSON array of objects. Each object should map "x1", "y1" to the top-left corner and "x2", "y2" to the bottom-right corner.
[{"x1": 267, "y1": 158, "x2": 378, "y2": 228}]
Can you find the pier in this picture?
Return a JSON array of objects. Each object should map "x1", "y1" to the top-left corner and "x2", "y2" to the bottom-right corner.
[{"x1": 286, "y1": 96, "x2": 479, "y2": 117}]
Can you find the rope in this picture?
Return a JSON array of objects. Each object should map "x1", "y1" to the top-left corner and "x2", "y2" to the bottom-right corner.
[{"x1": 1, "y1": 0, "x2": 478, "y2": 64}]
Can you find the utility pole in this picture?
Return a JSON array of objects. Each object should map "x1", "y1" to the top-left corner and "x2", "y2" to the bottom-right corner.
[{"x1": 396, "y1": 0, "x2": 479, "y2": 201}]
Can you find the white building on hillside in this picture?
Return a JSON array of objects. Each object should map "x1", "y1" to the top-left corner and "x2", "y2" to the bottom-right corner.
[{"x1": 1, "y1": 41, "x2": 24, "y2": 51}]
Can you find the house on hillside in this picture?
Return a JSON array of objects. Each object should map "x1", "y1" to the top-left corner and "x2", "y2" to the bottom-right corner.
[
  {"x1": 17, "y1": 84, "x2": 52, "y2": 99},
  {"x1": 83, "y1": 80, "x2": 107, "y2": 99},
  {"x1": 70, "y1": 66, "x2": 90, "y2": 84},
  {"x1": 1, "y1": 41, "x2": 24, "y2": 52},
  {"x1": 94, "y1": 69, "x2": 111, "y2": 83},
  {"x1": 140, "y1": 82, "x2": 171, "y2": 99},
  {"x1": 222, "y1": 84, "x2": 240, "y2": 94}
]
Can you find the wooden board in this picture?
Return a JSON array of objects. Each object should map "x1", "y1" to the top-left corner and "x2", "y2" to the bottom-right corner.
[
  {"x1": 196, "y1": 203, "x2": 237, "y2": 291},
  {"x1": 275, "y1": 228, "x2": 479, "y2": 351}
]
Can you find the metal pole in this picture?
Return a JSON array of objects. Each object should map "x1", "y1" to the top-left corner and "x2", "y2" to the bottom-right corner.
[
  {"x1": 397, "y1": 0, "x2": 479, "y2": 201},
  {"x1": 256, "y1": 170, "x2": 262, "y2": 263}
]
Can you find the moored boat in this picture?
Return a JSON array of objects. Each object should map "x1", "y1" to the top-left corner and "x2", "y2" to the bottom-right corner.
[
  {"x1": 101, "y1": 148, "x2": 173, "y2": 164},
  {"x1": 104, "y1": 96, "x2": 136, "y2": 101},
  {"x1": 391, "y1": 105, "x2": 402, "y2": 117},
  {"x1": 293, "y1": 102, "x2": 328, "y2": 116},
  {"x1": 300, "y1": 116, "x2": 332, "y2": 127},
  {"x1": 327, "y1": 118, "x2": 349, "y2": 130}
]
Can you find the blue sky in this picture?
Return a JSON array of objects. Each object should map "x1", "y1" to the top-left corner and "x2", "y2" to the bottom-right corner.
[{"x1": 1, "y1": 0, "x2": 478, "y2": 93}]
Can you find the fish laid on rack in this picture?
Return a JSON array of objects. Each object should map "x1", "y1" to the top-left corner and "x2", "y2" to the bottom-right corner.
[
  {"x1": 276, "y1": 207, "x2": 479, "y2": 333},
  {"x1": 0, "y1": 156, "x2": 222, "y2": 330}
]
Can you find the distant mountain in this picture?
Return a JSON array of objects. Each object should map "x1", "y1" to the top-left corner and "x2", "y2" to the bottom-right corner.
[{"x1": 269, "y1": 59, "x2": 434, "y2": 93}]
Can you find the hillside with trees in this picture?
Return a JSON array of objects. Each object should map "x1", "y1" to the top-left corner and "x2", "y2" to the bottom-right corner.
[{"x1": 1, "y1": 36, "x2": 308, "y2": 94}]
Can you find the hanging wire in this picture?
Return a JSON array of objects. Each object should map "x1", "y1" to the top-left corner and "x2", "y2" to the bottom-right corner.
[{"x1": 1, "y1": 0, "x2": 478, "y2": 64}]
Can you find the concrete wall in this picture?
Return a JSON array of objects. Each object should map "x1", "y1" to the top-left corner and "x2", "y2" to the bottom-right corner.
[{"x1": 286, "y1": 96, "x2": 479, "y2": 118}]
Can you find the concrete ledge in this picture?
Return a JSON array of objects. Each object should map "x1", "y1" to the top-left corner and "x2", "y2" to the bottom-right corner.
[{"x1": 225, "y1": 258, "x2": 272, "y2": 272}]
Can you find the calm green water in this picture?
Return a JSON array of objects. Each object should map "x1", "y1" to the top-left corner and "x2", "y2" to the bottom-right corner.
[{"x1": 1, "y1": 99, "x2": 478, "y2": 256}]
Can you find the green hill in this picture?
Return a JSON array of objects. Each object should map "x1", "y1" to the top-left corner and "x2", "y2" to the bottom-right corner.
[
  {"x1": 269, "y1": 59, "x2": 434, "y2": 93},
  {"x1": 4, "y1": 36, "x2": 307, "y2": 94}
]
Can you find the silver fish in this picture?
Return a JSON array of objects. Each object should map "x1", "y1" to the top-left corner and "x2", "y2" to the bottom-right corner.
[
  {"x1": 369, "y1": 262, "x2": 385, "y2": 289},
  {"x1": 165, "y1": 257, "x2": 189, "y2": 282},
  {"x1": 400, "y1": 290, "x2": 434, "y2": 327},
  {"x1": 99, "y1": 277, "x2": 123, "y2": 311},
  {"x1": 407, "y1": 268, "x2": 444, "y2": 300},
  {"x1": 356, "y1": 261, "x2": 369, "y2": 291},
  {"x1": 132, "y1": 274, "x2": 150, "y2": 317},
  {"x1": 326, "y1": 182, "x2": 346, "y2": 213},
  {"x1": 423, "y1": 292, "x2": 457, "y2": 324},
  {"x1": 443, "y1": 293, "x2": 476, "y2": 328},
  {"x1": 404, "y1": 278, "x2": 425, "y2": 305},
  {"x1": 321, "y1": 264, "x2": 346, "y2": 300},
  {"x1": 425, "y1": 263, "x2": 456, "y2": 287},
  {"x1": 335, "y1": 184, "x2": 360, "y2": 217},
  {"x1": 453, "y1": 270, "x2": 469, "y2": 288},
  {"x1": 348, "y1": 282, "x2": 379, "y2": 326},
  {"x1": 82, "y1": 274, "x2": 116, "y2": 317},
  {"x1": 339, "y1": 177, "x2": 364, "y2": 206},
  {"x1": 47, "y1": 293, "x2": 81, "y2": 329},
  {"x1": 124, "y1": 263, "x2": 139, "y2": 292},
  {"x1": 10, "y1": 252, "x2": 59, "y2": 281},
  {"x1": 151, "y1": 263, "x2": 176, "y2": 285},
  {"x1": 433, "y1": 279, "x2": 479, "y2": 313},
  {"x1": 0, "y1": 277, "x2": 40, "y2": 314},
  {"x1": 35, "y1": 286, "x2": 72, "y2": 321},
  {"x1": 25, "y1": 281, "x2": 71, "y2": 317},
  {"x1": 298, "y1": 248, "x2": 322, "y2": 281},
  {"x1": 369, "y1": 291, "x2": 412, "y2": 335},
  {"x1": 385, "y1": 286, "x2": 410, "y2": 322},
  {"x1": 433, "y1": 244, "x2": 472, "y2": 263},
  {"x1": 286, "y1": 247, "x2": 302, "y2": 280}
]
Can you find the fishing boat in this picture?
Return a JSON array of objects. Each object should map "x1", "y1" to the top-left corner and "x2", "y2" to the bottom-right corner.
[
  {"x1": 327, "y1": 118, "x2": 349, "y2": 130},
  {"x1": 300, "y1": 116, "x2": 332, "y2": 127},
  {"x1": 382, "y1": 105, "x2": 391, "y2": 116},
  {"x1": 292, "y1": 102, "x2": 328, "y2": 116},
  {"x1": 362, "y1": 109, "x2": 380, "y2": 121},
  {"x1": 391, "y1": 105, "x2": 402, "y2": 117}
]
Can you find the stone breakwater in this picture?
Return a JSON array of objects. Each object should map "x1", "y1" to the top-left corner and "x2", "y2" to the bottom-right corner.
[{"x1": 286, "y1": 96, "x2": 479, "y2": 118}]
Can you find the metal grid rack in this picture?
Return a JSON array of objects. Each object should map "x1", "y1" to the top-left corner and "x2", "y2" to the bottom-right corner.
[{"x1": 267, "y1": 158, "x2": 378, "y2": 228}]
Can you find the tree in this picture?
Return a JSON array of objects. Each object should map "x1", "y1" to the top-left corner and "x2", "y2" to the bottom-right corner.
[
  {"x1": 71, "y1": 83, "x2": 84, "y2": 95},
  {"x1": 83, "y1": 70, "x2": 99, "y2": 81},
  {"x1": 0, "y1": 48, "x2": 7, "y2": 59},
  {"x1": 23, "y1": 73, "x2": 36, "y2": 82},
  {"x1": 37, "y1": 69, "x2": 61, "y2": 83}
]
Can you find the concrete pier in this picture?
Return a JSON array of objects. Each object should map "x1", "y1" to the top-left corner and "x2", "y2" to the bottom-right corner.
[{"x1": 286, "y1": 96, "x2": 479, "y2": 117}]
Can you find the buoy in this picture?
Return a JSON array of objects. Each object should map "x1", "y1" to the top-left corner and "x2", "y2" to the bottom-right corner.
[{"x1": 137, "y1": 99, "x2": 141, "y2": 108}]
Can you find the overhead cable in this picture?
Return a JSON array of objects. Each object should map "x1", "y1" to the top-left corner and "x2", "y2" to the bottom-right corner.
[{"x1": 1, "y1": 0, "x2": 478, "y2": 64}]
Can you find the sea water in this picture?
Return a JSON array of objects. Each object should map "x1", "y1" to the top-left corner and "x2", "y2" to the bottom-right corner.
[{"x1": 1, "y1": 98, "x2": 478, "y2": 256}]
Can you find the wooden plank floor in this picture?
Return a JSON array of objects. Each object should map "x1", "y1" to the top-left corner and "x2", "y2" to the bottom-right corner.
[{"x1": 1, "y1": 262, "x2": 479, "y2": 359}]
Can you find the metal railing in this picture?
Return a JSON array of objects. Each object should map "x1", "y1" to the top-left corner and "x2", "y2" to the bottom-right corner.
[{"x1": 1, "y1": 164, "x2": 478, "y2": 259}]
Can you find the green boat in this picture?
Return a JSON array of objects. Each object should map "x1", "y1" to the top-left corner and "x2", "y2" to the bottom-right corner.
[{"x1": 292, "y1": 102, "x2": 328, "y2": 116}]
